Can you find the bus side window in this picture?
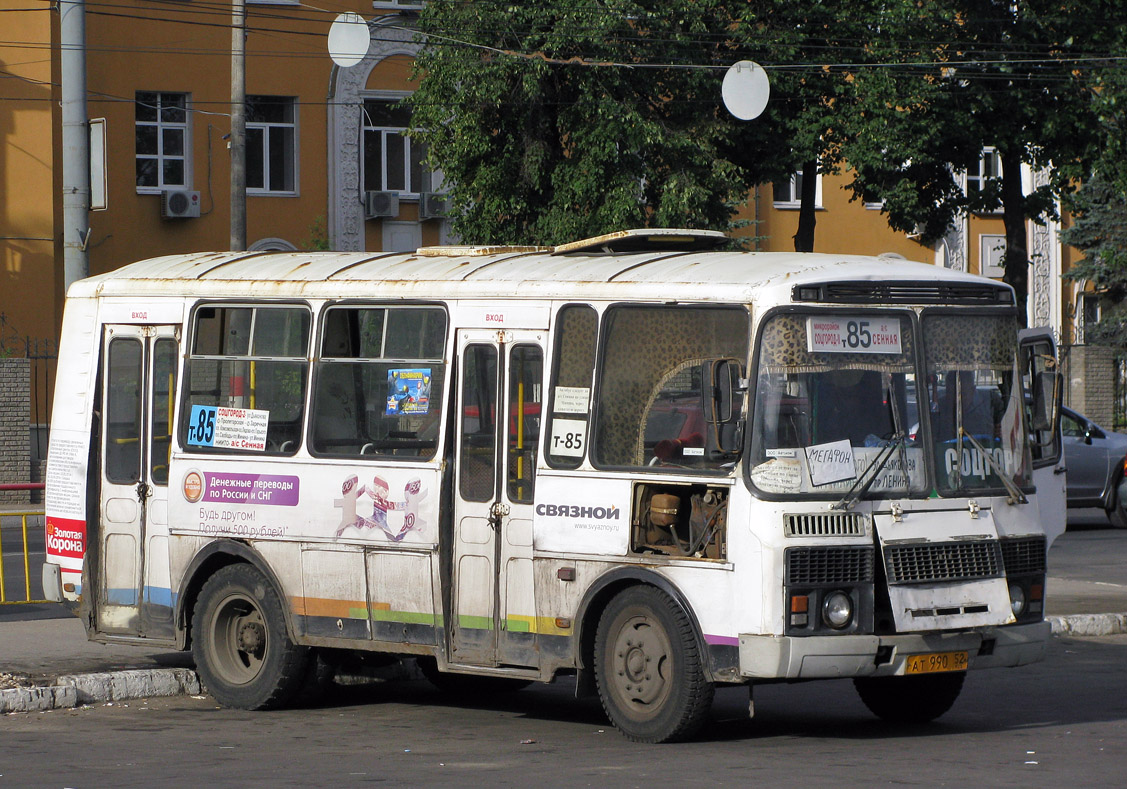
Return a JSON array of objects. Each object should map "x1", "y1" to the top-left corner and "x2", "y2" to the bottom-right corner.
[
  {"x1": 182, "y1": 304, "x2": 310, "y2": 455},
  {"x1": 310, "y1": 305, "x2": 447, "y2": 460},
  {"x1": 546, "y1": 305, "x2": 597, "y2": 469}
]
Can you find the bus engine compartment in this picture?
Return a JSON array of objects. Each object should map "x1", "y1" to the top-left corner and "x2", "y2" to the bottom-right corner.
[{"x1": 631, "y1": 482, "x2": 728, "y2": 560}]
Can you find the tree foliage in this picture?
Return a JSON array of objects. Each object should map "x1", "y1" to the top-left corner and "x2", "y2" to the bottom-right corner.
[
  {"x1": 840, "y1": 1, "x2": 1116, "y2": 317},
  {"x1": 1063, "y1": 59, "x2": 1127, "y2": 344},
  {"x1": 408, "y1": 0, "x2": 1123, "y2": 300},
  {"x1": 408, "y1": 0, "x2": 788, "y2": 246}
]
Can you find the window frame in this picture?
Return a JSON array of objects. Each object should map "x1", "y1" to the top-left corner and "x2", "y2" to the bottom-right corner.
[
  {"x1": 590, "y1": 302, "x2": 751, "y2": 474},
  {"x1": 372, "y1": 0, "x2": 426, "y2": 10},
  {"x1": 308, "y1": 301, "x2": 449, "y2": 461},
  {"x1": 772, "y1": 171, "x2": 823, "y2": 209},
  {"x1": 179, "y1": 301, "x2": 312, "y2": 457},
  {"x1": 965, "y1": 146, "x2": 1003, "y2": 212},
  {"x1": 135, "y1": 91, "x2": 191, "y2": 193},
  {"x1": 246, "y1": 95, "x2": 298, "y2": 196},
  {"x1": 361, "y1": 92, "x2": 433, "y2": 198}
]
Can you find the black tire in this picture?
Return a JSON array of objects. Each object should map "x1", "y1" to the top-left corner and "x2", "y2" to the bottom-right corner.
[
  {"x1": 295, "y1": 650, "x2": 338, "y2": 706},
  {"x1": 417, "y1": 657, "x2": 532, "y2": 695},
  {"x1": 593, "y1": 585, "x2": 714, "y2": 743},
  {"x1": 191, "y1": 564, "x2": 310, "y2": 710},
  {"x1": 853, "y1": 671, "x2": 966, "y2": 723},
  {"x1": 1107, "y1": 491, "x2": 1127, "y2": 528}
]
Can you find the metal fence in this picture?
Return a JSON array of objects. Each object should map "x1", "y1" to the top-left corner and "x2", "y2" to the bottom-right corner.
[{"x1": 0, "y1": 509, "x2": 48, "y2": 605}]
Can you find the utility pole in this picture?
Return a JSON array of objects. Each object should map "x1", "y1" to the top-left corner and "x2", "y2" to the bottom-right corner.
[
  {"x1": 60, "y1": 0, "x2": 89, "y2": 288},
  {"x1": 230, "y1": 0, "x2": 247, "y2": 251}
]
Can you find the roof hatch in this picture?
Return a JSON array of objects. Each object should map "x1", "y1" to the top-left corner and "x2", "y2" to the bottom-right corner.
[{"x1": 552, "y1": 228, "x2": 730, "y2": 255}]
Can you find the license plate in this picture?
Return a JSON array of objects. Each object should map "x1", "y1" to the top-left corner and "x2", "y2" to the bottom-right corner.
[{"x1": 905, "y1": 650, "x2": 968, "y2": 675}]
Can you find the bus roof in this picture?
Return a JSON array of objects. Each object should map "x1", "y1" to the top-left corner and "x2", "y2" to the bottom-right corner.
[{"x1": 70, "y1": 230, "x2": 1013, "y2": 307}]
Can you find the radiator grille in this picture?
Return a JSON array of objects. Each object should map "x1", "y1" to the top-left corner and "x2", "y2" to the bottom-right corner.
[
  {"x1": 785, "y1": 512, "x2": 867, "y2": 537},
  {"x1": 884, "y1": 540, "x2": 1003, "y2": 584},
  {"x1": 786, "y1": 546, "x2": 874, "y2": 586},
  {"x1": 1000, "y1": 535, "x2": 1047, "y2": 576}
]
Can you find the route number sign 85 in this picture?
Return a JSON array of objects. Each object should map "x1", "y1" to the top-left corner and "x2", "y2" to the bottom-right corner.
[
  {"x1": 550, "y1": 418, "x2": 587, "y2": 458},
  {"x1": 806, "y1": 316, "x2": 903, "y2": 354}
]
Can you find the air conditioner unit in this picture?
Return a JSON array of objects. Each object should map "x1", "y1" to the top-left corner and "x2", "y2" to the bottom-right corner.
[
  {"x1": 161, "y1": 189, "x2": 200, "y2": 219},
  {"x1": 364, "y1": 191, "x2": 400, "y2": 219},
  {"x1": 418, "y1": 192, "x2": 449, "y2": 220}
]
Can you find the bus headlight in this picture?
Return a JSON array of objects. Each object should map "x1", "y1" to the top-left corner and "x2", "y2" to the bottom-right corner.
[
  {"x1": 822, "y1": 590, "x2": 854, "y2": 629},
  {"x1": 1008, "y1": 583, "x2": 1026, "y2": 617}
]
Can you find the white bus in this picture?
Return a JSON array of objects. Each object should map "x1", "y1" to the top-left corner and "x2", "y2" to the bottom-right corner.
[{"x1": 43, "y1": 229, "x2": 1065, "y2": 742}]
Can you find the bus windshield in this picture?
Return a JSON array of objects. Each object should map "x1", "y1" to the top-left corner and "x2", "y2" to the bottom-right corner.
[
  {"x1": 749, "y1": 310, "x2": 1031, "y2": 499},
  {"x1": 922, "y1": 313, "x2": 1031, "y2": 496},
  {"x1": 750, "y1": 312, "x2": 924, "y2": 497}
]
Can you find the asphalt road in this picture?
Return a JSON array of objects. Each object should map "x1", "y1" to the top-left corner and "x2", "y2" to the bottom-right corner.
[{"x1": 2, "y1": 634, "x2": 1125, "y2": 786}]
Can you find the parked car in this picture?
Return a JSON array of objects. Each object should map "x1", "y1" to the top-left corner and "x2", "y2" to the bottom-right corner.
[{"x1": 1061, "y1": 406, "x2": 1127, "y2": 527}]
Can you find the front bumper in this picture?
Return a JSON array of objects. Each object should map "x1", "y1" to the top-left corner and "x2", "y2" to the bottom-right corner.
[{"x1": 739, "y1": 621, "x2": 1049, "y2": 680}]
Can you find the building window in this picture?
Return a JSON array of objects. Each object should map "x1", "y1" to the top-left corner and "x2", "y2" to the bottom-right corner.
[
  {"x1": 772, "y1": 171, "x2": 822, "y2": 209},
  {"x1": 247, "y1": 96, "x2": 297, "y2": 194},
  {"x1": 135, "y1": 91, "x2": 189, "y2": 190},
  {"x1": 362, "y1": 98, "x2": 432, "y2": 195},
  {"x1": 372, "y1": 1, "x2": 425, "y2": 9},
  {"x1": 966, "y1": 147, "x2": 1003, "y2": 199}
]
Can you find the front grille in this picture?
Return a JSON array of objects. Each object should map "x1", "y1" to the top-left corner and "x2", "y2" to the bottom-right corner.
[
  {"x1": 784, "y1": 512, "x2": 867, "y2": 537},
  {"x1": 1000, "y1": 535, "x2": 1047, "y2": 575},
  {"x1": 884, "y1": 540, "x2": 1004, "y2": 584},
  {"x1": 786, "y1": 546, "x2": 874, "y2": 585},
  {"x1": 792, "y1": 280, "x2": 1013, "y2": 306}
]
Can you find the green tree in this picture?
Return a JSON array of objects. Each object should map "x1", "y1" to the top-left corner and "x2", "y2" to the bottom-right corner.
[
  {"x1": 1062, "y1": 58, "x2": 1127, "y2": 344},
  {"x1": 732, "y1": 0, "x2": 888, "y2": 252},
  {"x1": 841, "y1": 1, "x2": 1115, "y2": 320},
  {"x1": 408, "y1": 0, "x2": 789, "y2": 246}
]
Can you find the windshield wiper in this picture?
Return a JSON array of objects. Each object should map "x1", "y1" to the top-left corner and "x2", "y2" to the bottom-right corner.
[
  {"x1": 959, "y1": 429, "x2": 1029, "y2": 505},
  {"x1": 831, "y1": 432, "x2": 908, "y2": 511}
]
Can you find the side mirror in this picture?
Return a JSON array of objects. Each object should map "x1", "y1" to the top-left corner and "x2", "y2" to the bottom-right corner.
[
  {"x1": 702, "y1": 358, "x2": 745, "y2": 459},
  {"x1": 1031, "y1": 370, "x2": 1062, "y2": 432}
]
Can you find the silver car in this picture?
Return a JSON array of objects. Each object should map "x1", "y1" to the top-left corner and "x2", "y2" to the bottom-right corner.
[{"x1": 1062, "y1": 406, "x2": 1127, "y2": 527}]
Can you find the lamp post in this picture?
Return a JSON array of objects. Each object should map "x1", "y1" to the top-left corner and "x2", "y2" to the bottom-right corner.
[{"x1": 230, "y1": 0, "x2": 247, "y2": 251}]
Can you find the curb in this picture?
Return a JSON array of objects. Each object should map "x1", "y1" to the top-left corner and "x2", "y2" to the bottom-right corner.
[
  {"x1": 4, "y1": 615, "x2": 1127, "y2": 714},
  {"x1": 1, "y1": 668, "x2": 199, "y2": 714},
  {"x1": 1047, "y1": 612, "x2": 1127, "y2": 637}
]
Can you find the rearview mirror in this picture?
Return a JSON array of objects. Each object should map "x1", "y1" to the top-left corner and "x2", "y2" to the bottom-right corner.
[
  {"x1": 1031, "y1": 370, "x2": 1062, "y2": 432},
  {"x1": 702, "y1": 358, "x2": 745, "y2": 459}
]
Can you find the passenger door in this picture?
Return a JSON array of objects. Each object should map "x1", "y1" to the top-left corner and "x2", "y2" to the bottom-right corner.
[
  {"x1": 449, "y1": 329, "x2": 543, "y2": 667},
  {"x1": 1020, "y1": 329, "x2": 1066, "y2": 546},
  {"x1": 96, "y1": 324, "x2": 179, "y2": 638}
]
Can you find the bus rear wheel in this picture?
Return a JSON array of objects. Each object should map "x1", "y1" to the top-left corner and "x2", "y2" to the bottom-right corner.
[
  {"x1": 594, "y1": 586, "x2": 714, "y2": 743},
  {"x1": 192, "y1": 563, "x2": 309, "y2": 710},
  {"x1": 853, "y1": 672, "x2": 966, "y2": 723}
]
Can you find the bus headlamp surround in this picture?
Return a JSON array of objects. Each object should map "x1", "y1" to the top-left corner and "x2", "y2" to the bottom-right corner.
[
  {"x1": 1008, "y1": 583, "x2": 1027, "y2": 617},
  {"x1": 822, "y1": 590, "x2": 854, "y2": 629}
]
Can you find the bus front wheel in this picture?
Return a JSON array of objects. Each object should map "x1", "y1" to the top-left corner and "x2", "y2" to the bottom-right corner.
[
  {"x1": 853, "y1": 671, "x2": 966, "y2": 723},
  {"x1": 594, "y1": 586, "x2": 714, "y2": 743},
  {"x1": 192, "y1": 563, "x2": 310, "y2": 710}
]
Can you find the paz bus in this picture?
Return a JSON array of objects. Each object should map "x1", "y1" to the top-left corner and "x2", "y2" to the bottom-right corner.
[{"x1": 43, "y1": 228, "x2": 1065, "y2": 742}]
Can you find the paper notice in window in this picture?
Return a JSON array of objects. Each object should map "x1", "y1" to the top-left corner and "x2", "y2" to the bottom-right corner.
[
  {"x1": 805, "y1": 440, "x2": 857, "y2": 486},
  {"x1": 553, "y1": 386, "x2": 590, "y2": 414}
]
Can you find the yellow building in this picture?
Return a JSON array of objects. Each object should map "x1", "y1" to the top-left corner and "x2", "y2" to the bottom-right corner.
[{"x1": 0, "y1": 0, "x2": 1092, "y2": 424}]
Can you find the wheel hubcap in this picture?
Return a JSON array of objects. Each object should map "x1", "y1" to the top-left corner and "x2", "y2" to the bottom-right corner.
[
  {"x1": 609, "y1": 614, "x2": 672, "y2": 714},
  {"x1": 208, "y1": 593, "x2": 268, "y2": 685}
]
